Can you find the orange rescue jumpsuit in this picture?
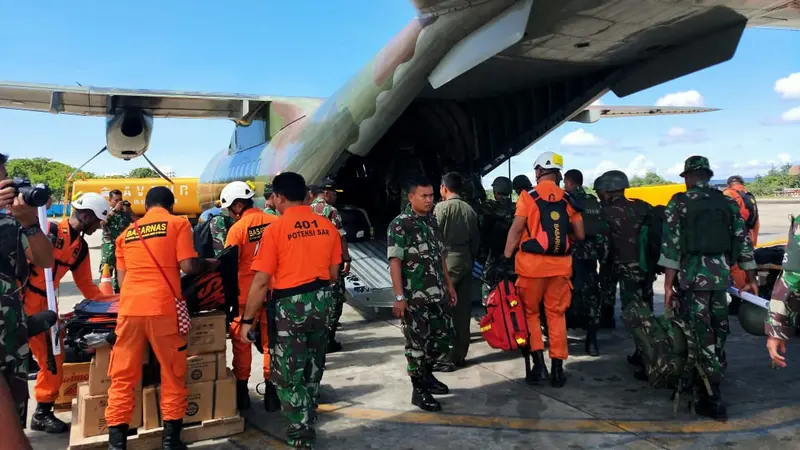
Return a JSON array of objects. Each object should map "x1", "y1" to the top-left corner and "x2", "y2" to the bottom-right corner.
[
  {"x1": 225, "y1": 208, "x2": 277, "y2": 381},
  {"x1": 105, "y1": 207, "x2": 197, "y2": 426},
  {"x1": 724, "y1": 185, "x2": 759, "y2": 289},
  {"x1": 514, "y1": 181, "x2": 582, "y2": 360},
  {"x1": 25, "y1": 219, "x2": 102, "y2": 403}
]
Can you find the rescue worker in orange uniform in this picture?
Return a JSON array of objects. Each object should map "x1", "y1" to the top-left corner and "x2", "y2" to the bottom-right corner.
[
  {"x1": 218, "y1": 181, "x2": 280, "y2": 412},
  {"x1": 723, "y1": 175, "x2": 760, "y2": 290},
  {"x1": 105, "y1": 187, "x2": 218, "y2": 450},
  {"x1": 25, "y1": 192, "x2": 107, "y2": 434},
  {"x1": 503, "y1": 152, "x2": 584, "y2": 388},
  {"x1": 240, "y1": 172, "x2": 342, "y2": 449}
]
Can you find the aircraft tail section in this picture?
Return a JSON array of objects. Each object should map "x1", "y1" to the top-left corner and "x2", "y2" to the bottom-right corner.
[{"x1": 409, "y1": 0, "x2": 497, "y2": 16}]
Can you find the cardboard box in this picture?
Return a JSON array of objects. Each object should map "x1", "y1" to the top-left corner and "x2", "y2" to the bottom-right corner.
[
  {"x1": 186, "y1": 352, "x2": 226, "y2": 384},
  {"x1": 76, "y1": 383, "x2": 142, "y2": 438},
  {"x1": 89, "y1": 345, "x2": 146, "y2": 396},
  {"x1": 143, "y1": 370, "x2": 236, "y2": 430},
  {"x1": 55, "y1": 362, "x2": 90, "y2": 408},
  {"x1": 187, "y1": 311, "x2": 227, "y2": 356}
]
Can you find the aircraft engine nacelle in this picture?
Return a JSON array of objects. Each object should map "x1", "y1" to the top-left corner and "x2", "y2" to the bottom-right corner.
[{"x1": 105, "y1": 109, "x2": 154, "y2": 160}]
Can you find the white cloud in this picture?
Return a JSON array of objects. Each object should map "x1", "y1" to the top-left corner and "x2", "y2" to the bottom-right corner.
[
  {"x1": 655, "y1": 90, "x2": 705, "y2": 107},
  {"x1": 781, "y1": 106, "x2": 800, "y2": 123},
  {"x1": 658, "y1": 127, "x2": 709, "y2": 146},
  {"x1": 778, "y1": 153, "x2": 792, "y2": 164},
  {"x1": 581, "y1": 154, "x2": 657, "y2": 184},
  {"x1": 591, "y1": 99, "x2": 603, "y2": 105},
  {"x1": 560, "y1": 128, "x2": 606, "y2": 147},
  {"x1": 775, "y1": 73, "x2": 800, "y2": 99}
]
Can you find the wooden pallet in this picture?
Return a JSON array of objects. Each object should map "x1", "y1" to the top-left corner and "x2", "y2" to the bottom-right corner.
[{"x1": 67, "y1": 400, "x2": 245, "y2": 450}]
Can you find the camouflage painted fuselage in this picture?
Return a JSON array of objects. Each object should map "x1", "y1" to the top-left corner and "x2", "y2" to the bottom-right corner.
[{"x1": 197, "y1": 1, "x2": 517, "y2": 208}]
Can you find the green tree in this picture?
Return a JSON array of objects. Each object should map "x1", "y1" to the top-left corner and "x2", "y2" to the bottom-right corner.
[
  {"x1": 629, "y1": 171, "x2": 671, "y2": 187},
  {"x1": 747, "y1": 163, "x2": 800, "y2": 197},
  {"x1": 5, "y1": 157, "x2": 94, "y2": 201},
  {"x1": 125, "y1": 167, "x2": 159, "y2": 178}
]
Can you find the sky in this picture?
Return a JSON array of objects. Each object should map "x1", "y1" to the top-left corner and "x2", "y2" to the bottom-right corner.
[{"x1": 0, "y1": 1, "x2": 798, "y2": 186}]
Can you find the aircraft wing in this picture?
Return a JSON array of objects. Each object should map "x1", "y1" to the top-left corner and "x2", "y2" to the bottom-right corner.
[
  {"x1": 0, "y1": 82, "x2": 322, "y2": 120},
  {"x1": 570, "y1": 105, "x2": 720, "y2": 124}
]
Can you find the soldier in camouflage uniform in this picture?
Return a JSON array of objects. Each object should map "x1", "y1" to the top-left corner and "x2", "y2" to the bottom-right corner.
[
  {"x1": 388, "y1": 176, "x2": 457, "y2": 412},
  {"x1": 239, "y1": 172, "x2": 340, "y2": 449},
  {"x1": 659, "y1": 156, "x2": 757, "y2": 420},
  {"x1": 0, "y1": 152, "x2": 54, "y2": 444},
  {"x1": 595, "y1": 176, "x2": 619, "y2": 329},
  {"x1": 310, "y1": 178, "x2": 351, "y2": 353},
  {"x1": 99, "y1": 189, "x2": 132, "y2": 293},
  {"x1": 209, "y1": 205, "x2": 235, "y2": 257},
  {"x1": 264, "y1": 184, "x2": 279, "y2": 216},
  {"x1": 766, "y1": 211, "x2": 800, "y2": 366},
  {"x1": 599, "y1": 170, "x2": 658, "y2": 379},
  {"x1": 479, "y1": 176, "x2": 516, "y2": 285},
  {"x1": 564, "y1": 169, "x2": 609, "y2": 356}
]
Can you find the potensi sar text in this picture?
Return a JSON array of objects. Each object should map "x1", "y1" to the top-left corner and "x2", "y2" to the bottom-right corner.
[{"x1": 287, "y1": 220, "x2": 331, "y2": 241}]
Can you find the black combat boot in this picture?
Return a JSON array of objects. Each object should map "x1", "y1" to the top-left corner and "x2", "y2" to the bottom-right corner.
[
  {"x1": 525, "y1": 350, "x2": 550, "y2": 385},
  {"x1": 264, "y1": 381, "x2": 281, "y2": 413},
  {"x1": 411, "y1": 377, "x2": 441, "y2": 412},
  {"x1": 424, "y1": 363, "x2": 449, "y2": 395},
  {"x1": 326, "y1": 328, "x2": 343, "y2": 354},
  {"x1": 627, "y1": 349, "x2": 643, "y2": 368},
  {"x1": 162, "y1": 419, "x2": 188, "y2": 450},
  {"x1": 695, "y1": 383, "x2": 727, "y2": 421},
  {"x1": 585, "y1": 324, "x2": 599, "y2": 357},
  {"x1": 236, "y1": 380, "x2": 251, "y2": 410},
  {"x1": 600, "y1": 306, "x2": 616, "y2": 329},
  {"x1": 107, "y1": 424, "x2": 129, "y2": 450},
  {"x1": 550, "y1": 359, "x2": 566, "y2": 388},
  {"x1": 30, "y1": 402, "x2": 68, "y2": 434}
]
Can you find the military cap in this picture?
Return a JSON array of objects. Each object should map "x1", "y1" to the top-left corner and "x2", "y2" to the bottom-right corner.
[
  {"x1": 491, "y1": 176, "x2": 513, "y2": 195},
  {"x1": 727, "y1": 175, "x2": 744, "y2": 185},
  {"x1": 319, "y1": 177, "x2": 342, "y2": 193},
  {"x1": 602, "y1": 170, "x2": 629, "y2": 191},
  {"x1": 264, "y1": 184, "x2": 274, "y2": 196},
  {"x1": 512, "y1": 174, "x2": 533, "y2": 193},
  {"x1": 680, "y1": 155, "x2": 714, "y2": 178}
]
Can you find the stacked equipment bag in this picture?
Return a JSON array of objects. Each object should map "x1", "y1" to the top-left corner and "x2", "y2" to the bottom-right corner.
[{"x1": 480, "y1": 280, "x2": 529, "y2": 352}]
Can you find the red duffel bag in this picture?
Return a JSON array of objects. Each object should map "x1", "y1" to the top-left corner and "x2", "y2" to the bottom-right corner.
[{"x1": 480, "y1": 279, "x2": 529, "y2": 351}]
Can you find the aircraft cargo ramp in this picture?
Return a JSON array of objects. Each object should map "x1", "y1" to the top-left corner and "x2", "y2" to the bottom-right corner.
[{"x1": 26, "y1": 202, "x2": 800, "y2": 449}]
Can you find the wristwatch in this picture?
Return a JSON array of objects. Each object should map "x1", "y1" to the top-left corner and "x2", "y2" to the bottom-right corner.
[
  {"x1": 21, "y1": 224, "x2": 41, "y2": 237},
  {"x1": 395, "y1": 294, "x2": 405, "y2": 302}
]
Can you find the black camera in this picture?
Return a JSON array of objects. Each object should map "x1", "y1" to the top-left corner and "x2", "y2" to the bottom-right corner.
[{"x1": 11, "y1": 178, "x2": 51, "y2": 208}]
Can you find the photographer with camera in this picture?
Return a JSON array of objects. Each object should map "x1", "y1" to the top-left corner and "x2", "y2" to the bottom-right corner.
[
  {"x1": 0, "y1": 152, "x2": 55, "y2": 449},
  {"x1": 100, "y1": 190, "x2": 133, "y2": 293}
]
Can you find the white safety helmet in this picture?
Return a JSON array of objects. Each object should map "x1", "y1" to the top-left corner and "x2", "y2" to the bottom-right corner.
[
  {"x1": 533, "y1": 151, "x2": 564, "y2": 171},
  {"x1": 71, "y1": 192, "x2": 109, "y2": 222},
  {"x1": 219, "y1": 181, "x2": 255, "y2": 208}
]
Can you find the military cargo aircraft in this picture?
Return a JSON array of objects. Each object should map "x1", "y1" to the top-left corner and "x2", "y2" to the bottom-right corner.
[{"x1": 1, "y1": 0, "x2": 798, "y2": 311}]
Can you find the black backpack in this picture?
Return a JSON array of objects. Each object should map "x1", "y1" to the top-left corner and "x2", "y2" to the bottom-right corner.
[
  {"x1": 684, "y1": 190, "x2": 733, "y2": 255},
  {"x1": 736, "y1": 190, "x2": 759, "y2": 230},
  {"x1": 520, "y1": 189, "x2": 572, "y2": 256},
  {"x1": 581, "y1": 193, "x2": 607, "y2": 238}
]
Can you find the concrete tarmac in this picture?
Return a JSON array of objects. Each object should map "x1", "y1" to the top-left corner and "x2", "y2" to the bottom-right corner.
[{"x1": 25, "y1": 201, "x2": 800, "y2": 449}]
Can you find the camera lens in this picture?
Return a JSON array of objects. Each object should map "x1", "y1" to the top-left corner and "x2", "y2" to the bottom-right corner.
[{"x1": 18, "y1": 184, "x2": 51, "y2": 208}]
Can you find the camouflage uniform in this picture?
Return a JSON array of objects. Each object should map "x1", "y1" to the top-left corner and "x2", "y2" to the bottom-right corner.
[
  {"x1": 310, "y1": 197, "x2": 346, "y2": 335},
  {"x1": 209, "y1": 211, "x2": 235, "y2": 258},
  {"x1": 659, "y1": 178, "x2": 755, "y2": 384},
  {"x1": 766, "y1": 215, "x2": 800, "y2": 338},
  {"x1": 604, "y1": 195, "x2": 656, "y2": 352},
  {"x1": 569, "y1": 187, "x2": 609, "y2": 327},
  {"x1": 99, "y1": 210, "x2": 132, "y2": 293},
  {"x1": 264, "y1": 206, "x2": 279, "y2": 216},
  {"x1": 387, "y1": 205, "x2": 454, "y2": 378},
  {"x1": 0, "y1": 213, "x2": 30, "y2": 427},
  {"x1": 269, "y1": 287, "x2": 334, "y2": 448},
  {"x1": 477, "y1": 198, "x2": 515, "y2": 285}
]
